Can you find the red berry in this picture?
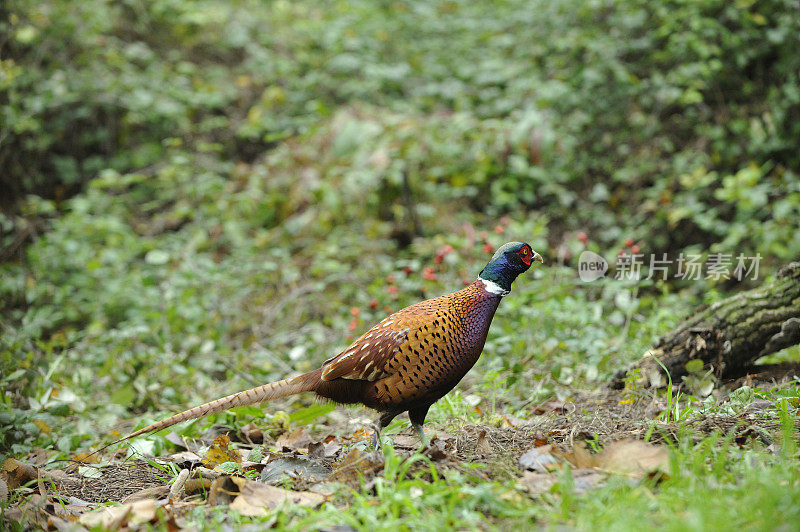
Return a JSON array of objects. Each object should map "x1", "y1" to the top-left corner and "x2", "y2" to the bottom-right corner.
[
  {"x1": 441, "y1": 244, "x2": 454, "y2": 255},
  {"x1": 387, "y1": 285, "x2": 398, "y2": 294},
  {"x1": 350, "y1": 307, "x2": 360, "y2": 317},
  {"x1": 483, "y1": 243, "x2": 494, "y2": 254},
  {"x1": 494, "y1": 225, "x2": 504, "y2": 234},
  {"x1": 348, "y1": 317, "x2": 358, "y2": 331},
  {"x1": 423, "y1": 267, "x2": 437, "y2": 281},
  {"x1": 369, "y1": 299, "x2": 378, "y2": 309},
  {"x1": 386, "y1": 274, "x2": 395, "y2": 285},
  {"x1": 618, "y1": 249, "x2": 625, "y2": 256},
  {"x1": 631, "y1": 244, "x2": 640, "y2": 254},
  {"x1": 403, "y1": 265, "x2": 413, "y2": 276},
  {"x1": 434, "y1": 254, "x2": 443, "y2": 264},
  {"x1": 625, "y1": 238, "x2": 634, "y2": 248},
  {"x1": 577, "y1": 231, "x2": 588, "y2": 244}
]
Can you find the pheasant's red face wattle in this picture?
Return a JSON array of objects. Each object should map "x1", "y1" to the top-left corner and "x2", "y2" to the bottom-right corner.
[{"x1": 517, "y1": 245, "x2": 532, "y2": 265}]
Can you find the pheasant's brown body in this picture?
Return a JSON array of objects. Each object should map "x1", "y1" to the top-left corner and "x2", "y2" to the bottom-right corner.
[
  {"x1": 313, "y1": 280, "x2": 501, "y2": 428},
  {"x1": 117, "y1": 242, "x2": 541, "y2": 446}
]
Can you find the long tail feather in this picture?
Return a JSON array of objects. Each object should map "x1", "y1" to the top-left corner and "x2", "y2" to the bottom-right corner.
[{"x1": 102, "y1": 373, "x2": 318, "y2": 451}]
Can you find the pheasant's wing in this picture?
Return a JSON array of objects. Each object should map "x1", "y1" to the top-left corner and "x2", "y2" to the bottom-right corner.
[{"x1": 320, "y1": 315, "x2": 412, "y2": 382}]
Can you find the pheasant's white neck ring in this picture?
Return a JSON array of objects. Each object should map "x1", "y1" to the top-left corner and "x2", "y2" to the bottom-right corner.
[{"x1": 478, "y1": 277, "x2": 510, "y2": 296}]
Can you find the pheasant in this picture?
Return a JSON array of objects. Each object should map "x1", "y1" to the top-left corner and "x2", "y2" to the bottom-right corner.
[{"x1": 115, "y1": 241, "x2": 542, "y2": 447}]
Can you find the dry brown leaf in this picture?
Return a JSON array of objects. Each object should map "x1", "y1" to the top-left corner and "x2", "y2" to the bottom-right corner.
[
  {"x1": 169, "y1": 468, "x2": 191, "y2": 500},
  {"x1": 122, "y1": 485, "x2": 170, "y2": 503},
  {"x1": 227, "y1": 477, "x2": 325, "y2": 516},
  {"x1": 167, "y1": 450, "x2": 203, "y2": 468},
  {"x1": 275, "y1": 427, "x2": 314, "y2": 451},
  {"x1": 531, "y1": 400, "x2": 567, "y2": 415},
  {"x1": 392, "y1": 434, "x2": 420, "y2": 449},
  {"x1": 518, "y1": 444, "x2": 561, "y2": 473},
  {"x1": 475, "y1": 429, "x2": 493, "y2": 455},
  {"x1": 202, "y1": 434, "x2": 242, "y2": 468},
  {"x1": 592, "y1": 439, "x2": 669, "y2": 477},
  {"x1": 79, "y1": 498, "x2": 158, "y2": 529},
  {"x1": 329, "y1": 449, "x2": 385, "y2": 485},
  {"x1": 500, "y1": 414, "x2": 528, "y2": 428},
  {"x1": 2, "y1": 458, "x2": 39, "y2": 489},
  {"x1": 308, "y1": 440, "x2": 341, "y2": 458},
  {"x1": 240, "y1": 423, "x2": 264, "y2": 444},
  {"x1": 28, "y1": 448, "x2": 57, "y2": 467},
  {"x1": 563, "y1": 439, "x2": 669, "y2": 478},
  {"x1": 72, "y1": 451, "x2": 100, "y2": 464}
]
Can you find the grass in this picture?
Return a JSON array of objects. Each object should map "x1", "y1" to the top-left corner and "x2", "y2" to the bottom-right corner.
[{"x1": 2, "y1": 0, "x2": 799, "y2": 528}]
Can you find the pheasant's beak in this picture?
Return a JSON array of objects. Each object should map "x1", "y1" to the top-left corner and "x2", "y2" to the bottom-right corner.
[{"x1": 532, "y1": 251, "x2": 544, "y2": 264}]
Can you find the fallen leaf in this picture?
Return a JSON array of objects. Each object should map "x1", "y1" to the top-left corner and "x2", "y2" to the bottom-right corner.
[
  {"x1": 308, "y1": 440, "x2": 341, "y2": 458},
  {"x1": 531, "y1": 400, "x2": 567, "y2": 415},
  {"x1": 275, "y1": 427, "x2": 314, "y2": 451},
  {"x1": 392, "y1": 434, "x2": 421, "y2": 449},
  {"x1": 202, "y1": 434, "x2": 242, "y2": 468},
  {"x1": 167, "y1": 450, "x2": 203, "y2": 469},
  {"x1": 500, "y1": 414, "x2": 528, "y2": 428},
  {"x1": 0, "y1": 478, "x2": 7, "y2": 504},
  {"x1": 228, "y1": 476, "x2": 325, "y2": 516},
  {"x1": 593, "y1": 439, "x2": 669, "y2": 477},
  {"x1": 79, "y1": 499, "x2": 158, "y2": 529},
  {"x1": 475, "y1": 429, "x2": 492, "y2": 455},
  {"x1": 260, "y1": 457, "x2": 329, "y2": 485},
  {"x1": 165, "y1": 431, "x2": 189, "y2": 449},
  {"x1": 2, "y1": 458, "x2": 39, "y2": 489},
  {"x1": 247, "y1": 446, "x2": 264, "y2": 463},
  {"x1": 519, "y1": 445, "x2": 561, "y2": 473},
  {"x1": 240, "y1": 423, "x2": 264, "y2": 444},
  {"x1": 563, "y1": 439, "x2": 669, "y2": 478},
  {"x1": 27, "y1": 448, "x2": 57, "y2": 467},
  {"x1": 329, "y1": 449, "x2": 384, "y2": 486},
  {"x1": 123, "y1": 486, "x2": 170, "y2": 503},
  {"x1": 169, "y1": 468, "x2": 191, "y2": 500},
  {"x1": 78, "y1": 466, "x2": 102, "y2": 479},
  {"x1": 72, "y1": 451, "x2": 100, "y2": 464}
]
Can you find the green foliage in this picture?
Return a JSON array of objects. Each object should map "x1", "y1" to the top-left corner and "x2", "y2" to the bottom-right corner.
[
  {"x1": 1, "y1": 0, "x2": 799, "y2": 528},
  {"x1": 2, "y1": 0, "x2": 799, "y2": 260}
]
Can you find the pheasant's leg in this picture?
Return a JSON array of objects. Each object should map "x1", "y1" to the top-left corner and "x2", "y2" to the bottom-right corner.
[
  {"x1": 372, "y1": 410, "x2": 401, "y2": 449},
  {"x1": 408, "y1": 405, "x2": 431, "y2": 449}
]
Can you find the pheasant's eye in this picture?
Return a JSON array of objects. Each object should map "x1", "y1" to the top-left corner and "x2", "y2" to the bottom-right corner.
[{"x1": 517, "y1": 247, "x2": 532, "y2": 265}]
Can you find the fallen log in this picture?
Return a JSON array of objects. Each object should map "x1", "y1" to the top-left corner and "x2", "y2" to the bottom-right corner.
[{"x1": 612, "y1": 261, "x2": 800, "y2": 388}]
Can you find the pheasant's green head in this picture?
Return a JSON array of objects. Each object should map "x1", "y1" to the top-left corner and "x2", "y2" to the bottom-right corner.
[{"x1": 478, "y1": 241, "x2": 543, "y2": 294}]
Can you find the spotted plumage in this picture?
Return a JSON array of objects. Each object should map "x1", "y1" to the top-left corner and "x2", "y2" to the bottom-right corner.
[{"x1": 116, "y1": 241, "x2": 542, "y2": 447}]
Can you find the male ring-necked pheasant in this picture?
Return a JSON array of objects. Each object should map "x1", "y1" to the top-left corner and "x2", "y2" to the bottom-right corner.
[{"x1": 116, "y1": 242, "x2": 542, "y2": 447}]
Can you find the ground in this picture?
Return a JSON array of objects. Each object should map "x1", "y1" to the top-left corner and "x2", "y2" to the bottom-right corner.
[{"x1": 4, "y1": 378, "x2": 798, "y2": 530}]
